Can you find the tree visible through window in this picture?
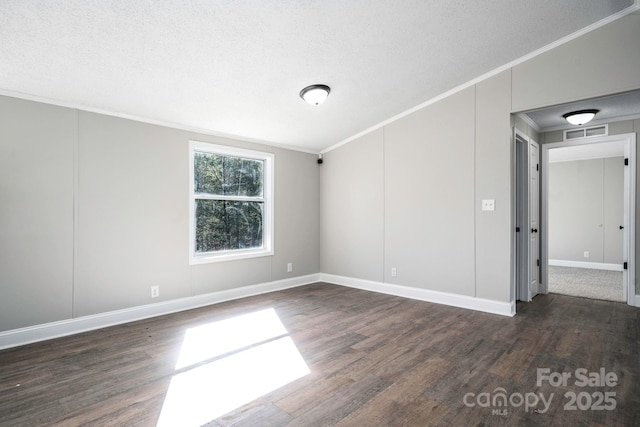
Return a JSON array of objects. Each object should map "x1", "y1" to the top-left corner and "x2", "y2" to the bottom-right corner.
[{"x1": 190, "y1": 142, "x2": 273, "y2": 263}]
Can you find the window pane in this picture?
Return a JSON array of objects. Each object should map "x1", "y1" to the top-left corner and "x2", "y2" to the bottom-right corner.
[
  {"x1": 194, "y1": 152, "x2": 263, "y2": 197},
  {"x1": 195, "y1": 200, "x2": 263, "y2": 253}
]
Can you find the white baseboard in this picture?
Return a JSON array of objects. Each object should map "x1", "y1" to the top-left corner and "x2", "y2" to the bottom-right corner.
[
  {"x1": 634, "y1": 294, "x2": 640, "y2": 307},
  {"x1": 319, "y1": 273, "x2": 515, "y2": 317},
  {"x1": 0, "y1": 274, "x2": 320, "y2": 351},
  {"x1": 549, "y1": 259, "x2": 623, "y2": 271}
]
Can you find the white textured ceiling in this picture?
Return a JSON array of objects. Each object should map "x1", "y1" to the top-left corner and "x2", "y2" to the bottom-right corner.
[
  {"x1": 524, "y1": 90, "x2": 640, "y2": 132},
  {"x1": 0, "y1": 1, "x2": 635, "y2": 153}
]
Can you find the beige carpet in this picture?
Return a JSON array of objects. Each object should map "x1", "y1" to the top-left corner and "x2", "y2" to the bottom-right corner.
[{"x1": 548, "y1": 266, "x2": 624, "y2": 302}]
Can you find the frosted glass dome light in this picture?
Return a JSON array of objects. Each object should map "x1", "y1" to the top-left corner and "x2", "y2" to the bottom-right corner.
[
  {"x1": 563, "y1": 109, "x2": 599, "y2": 126},
  {"x1": 300, "y1": 84, "x2": 331, "y2": 106}
]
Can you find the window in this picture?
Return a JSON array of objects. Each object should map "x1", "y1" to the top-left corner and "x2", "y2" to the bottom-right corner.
[
  {"x1": 189, "y1": 141, "x2": 273, "y2": 264},
  {"x1": 563, "y1": 124, "x2": 608, "y2": 141}
]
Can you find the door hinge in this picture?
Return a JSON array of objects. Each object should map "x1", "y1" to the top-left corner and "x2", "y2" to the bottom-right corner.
[
  {"x1": 625, "y1": 158, "x2": 629, "y2": 166},
  {"x1": 516, "y1": 227, "x2": 520, "y2": 232},
  {"x1": 536, "y1": 259, "x2": 540, "y2": 267},
  {"x1": 536, "y1": 164, "x2": 539, "y2": 171},
  {"x1": 624, "y1": 262, "x2": 628, "y2": 270}
]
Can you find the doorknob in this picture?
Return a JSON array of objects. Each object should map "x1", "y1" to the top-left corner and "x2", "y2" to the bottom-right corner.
[{"x1": 620, "y1": 225, "x2": 624, "y2": 230}]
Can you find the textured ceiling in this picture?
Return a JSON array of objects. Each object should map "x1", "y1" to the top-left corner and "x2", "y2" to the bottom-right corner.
[
  {"x1": 0, "y1": 1, "x2": 635, "y2": 153},
  {"x1": 524, "y1": 90, "x2": 640, "y2": 132}
]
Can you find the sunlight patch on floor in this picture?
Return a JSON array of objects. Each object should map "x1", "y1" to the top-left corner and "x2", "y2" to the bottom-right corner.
[
  {"x1": 175, "y1": 308, "x2": 288, "y2": 369},
  {"x1": 157, "y1": 309, "x2": 309, "y2": 427}
]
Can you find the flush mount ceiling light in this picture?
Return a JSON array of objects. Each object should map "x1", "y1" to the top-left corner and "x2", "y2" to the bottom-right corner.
[
  {"x1": 300, "y1": 84, "x2": 331, "y2": 106},
  {"x1": 562, "y1": 109, "x2": 599, "y2": 126}
]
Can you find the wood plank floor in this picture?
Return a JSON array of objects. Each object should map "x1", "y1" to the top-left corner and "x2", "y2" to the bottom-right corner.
[{"x1": 0, "y1": 283, "x2": 638, "y2": 426}]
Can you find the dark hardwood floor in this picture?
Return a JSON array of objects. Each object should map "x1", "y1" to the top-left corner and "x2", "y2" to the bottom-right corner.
[{"x1": 0, "y1": 283, "x2": 638, "y2": 426}]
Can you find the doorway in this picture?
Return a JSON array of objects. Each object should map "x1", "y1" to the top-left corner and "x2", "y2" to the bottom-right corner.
[
  {"x1": 513, "y1": 90, "x2": 640, "y2": 308},
  {"x1": 541, "y1": 134, "x2": 636, "y2": 305},
  {"x1": 546, "y1": 142, "x2": 625, "y2": 301}
]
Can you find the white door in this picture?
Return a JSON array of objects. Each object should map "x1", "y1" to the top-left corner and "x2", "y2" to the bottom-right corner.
[{"x1": 529, "y1": 141, "x2": 540, "y2": 298}]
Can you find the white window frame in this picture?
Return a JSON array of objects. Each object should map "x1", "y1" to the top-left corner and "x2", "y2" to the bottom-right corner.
[{"x1": 189, "y1": 141, "x2": 274, "y2": 264}]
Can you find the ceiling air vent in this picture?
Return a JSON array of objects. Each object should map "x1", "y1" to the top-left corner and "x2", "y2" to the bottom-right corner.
[{"x1": 563, "y1": 124, "x2": 608, "y2": 141}]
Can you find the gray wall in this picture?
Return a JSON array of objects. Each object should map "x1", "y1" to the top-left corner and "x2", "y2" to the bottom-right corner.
[
  {"x1": 475, "y1": 72, "x2": 516, "y2": 302},
  {"x1": 322, "y1": 11, "x2": 640, "y2": 302},
  {"x1": 0, "y1": 96, "x2": 319, "y2": 332},
  {"x1": 320, "y1": 130, "x2": 384, "y2": 281},
  {"x1": 549, "y1": 157, "x2": 624, "y2": 264},
  {"x1": 0, "y1": 98, "x2": 75, "y2": 329},
  {"x1": 321, "y1": 72, "x2": 513, "y2": 302},
  {"x1": 383, "y1": 87, "x2": 476, "y2": 296},
  {"x1": 512, "y1": 11, "x2": 640, "y2": 112}
]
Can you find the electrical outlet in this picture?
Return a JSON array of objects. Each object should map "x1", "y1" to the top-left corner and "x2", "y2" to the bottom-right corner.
[
  {"x1": 391, "y1": 267, "x2": 397, "y2": 277},
  {"x1": 151, "y1": 286, "x2": 160, "y2": 298},
  {"x1": 481, "y1": 199, "x2": 495, "y2": 211},
  {"x1": 583, "y1": 251, "x2": 589, "y2": 258},
  {"x1": 287, "y1": 262, "x2": 293, "y2": 273}
]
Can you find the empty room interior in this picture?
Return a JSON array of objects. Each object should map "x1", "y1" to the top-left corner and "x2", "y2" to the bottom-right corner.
[{"x1": 1, "y1": 1, "x2": 640, "y2": 426}]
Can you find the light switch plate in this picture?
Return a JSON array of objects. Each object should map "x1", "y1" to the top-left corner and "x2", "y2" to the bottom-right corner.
[{"x1": 482, "y1": 199, "x2": 495, "y2": 211}]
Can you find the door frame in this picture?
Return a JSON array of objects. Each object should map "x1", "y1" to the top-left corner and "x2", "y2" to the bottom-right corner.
[{"x1": 541, "y1": 133, "x2": 636, "y2": 305}]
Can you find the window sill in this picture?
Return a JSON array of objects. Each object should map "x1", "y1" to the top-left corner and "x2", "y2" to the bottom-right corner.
[{"x1": 189, "y1": 248, "x2": 273, "y2": 265}]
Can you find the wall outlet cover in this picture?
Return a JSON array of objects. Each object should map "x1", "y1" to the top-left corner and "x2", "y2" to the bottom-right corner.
[{"x1": 481, "y1": 199, "x2": 495, "y2": 211}]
